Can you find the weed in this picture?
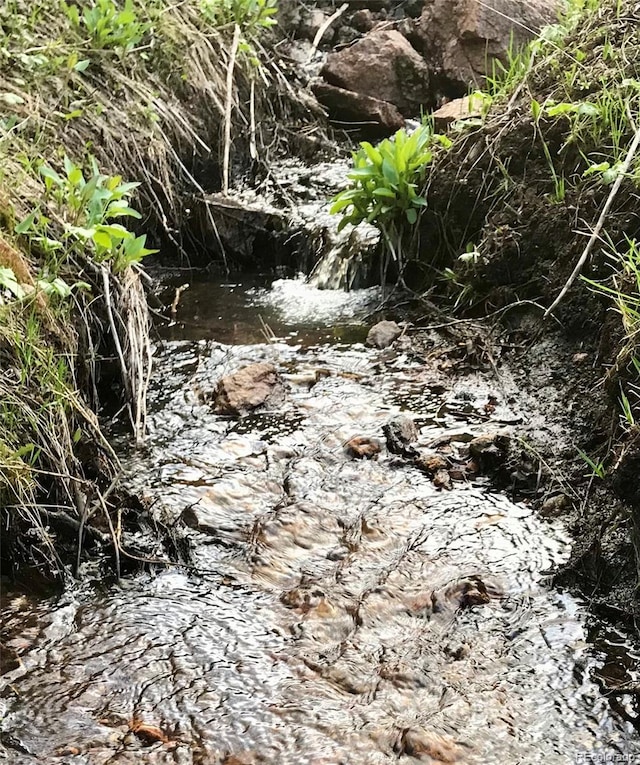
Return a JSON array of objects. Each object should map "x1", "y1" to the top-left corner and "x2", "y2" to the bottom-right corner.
[
  {"x1": 200, "y1": 0, "x2": 278, "y2": 34},
  {"x1": 17, "y1": 156, "x2": 156, "y2": 274},
  {"x1": 63, "y1": 0, "x2": 147, "y2": 54},
  {"x1": 330, "y1": 125, "x2": 450, "y2": 284},
  {"x1": 531, "y1": 98, "x2": 566, "y2": 202},
  {"x1": 0, "y1": 266, "x2": 26, "y2": 300},
  {"x1": 577, "y1": 448, "x2": 607, "y2": 479}
]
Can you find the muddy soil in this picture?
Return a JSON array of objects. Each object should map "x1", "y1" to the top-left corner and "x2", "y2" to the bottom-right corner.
[{"x1": 1, "y1": 278, "x2": 640, "y2": 765}]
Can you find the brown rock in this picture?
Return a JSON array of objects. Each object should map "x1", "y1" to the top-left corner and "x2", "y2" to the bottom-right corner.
[
  {"x1": 468, "y1": 432, "x2": 509, "y2": 469},
  {"x1": 350, "y1": 9, "x2": 376, "y2": 32},
  {"x1": 214, "y1": 362, "x2": 285, "y2": 415},
  {"x1": 433, "y1": 468, "x2": 453, "y2": 490},
  {"x1": 432, "y1": 95, "x2": 482, "y2": 131},
  {"x1": 312, "y1": 82, "x2": 405, "y2": 137},
  {"x1": 414, "y1": 0, "x2": 560, "y2": 90},
  {"x1": 366, "y1": 320, "x2": 403, "y2": 349},
  {"x1": 321, "y1": 30, "x2": 431, "y2": 116},
  {"x1": 415, "y1": 452, "x2": 449, "y2": 474},
  {"x1": 540, "y1": 493, "x2": 571, "y2": 518},
  {"x1": 400, "y1": 728, "x2": 464, "y2": 761},
  {"x1": 345, "y1": 436, "x2": 381, "y2": 459}
]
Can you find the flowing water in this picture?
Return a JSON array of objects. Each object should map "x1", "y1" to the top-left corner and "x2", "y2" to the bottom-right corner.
[{"x1": 2, "y1": 278, "x2": 640, "y2": 765}]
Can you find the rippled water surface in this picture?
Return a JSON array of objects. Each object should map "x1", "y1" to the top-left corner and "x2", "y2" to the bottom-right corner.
[{"x1": 2, "y1": 279, "x2": 640, "y2": 764}]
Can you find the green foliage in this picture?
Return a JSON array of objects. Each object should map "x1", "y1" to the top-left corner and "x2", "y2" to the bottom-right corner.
[
  {"x1": 330, "y1": 125, "x2": 450, "y2": 232},
  {"x1": 200, "y1": 0, "x2": 278, "y2": 33},
  {"x1": 531, "y1": 98, "x2": 566, "y2": 203},
  {"x1": 330, "y1": 125, "x2": 451, "y2": 286},
  {"x1": 18, "y1": 155, "x2": 156, "y2": 274},
  {"x1": 0, "y1": 266, "x2": 26, "y2": 300},
  {"x1": 577, "y1": 448, "x2": 607, "y2": 479},
  {"x1": 583, "y1": 237, "x2": 640, "y2": 429},
  {"x1": 62, "y1": 0, "x2": 146, "y2": 53},
  {"x1": 584, "y1": 237, "x2": 640, "y2": 343}
]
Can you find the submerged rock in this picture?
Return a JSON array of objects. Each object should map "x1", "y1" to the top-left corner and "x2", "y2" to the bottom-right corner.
[
  {"x1": 214, "y1": 362, "x2": 285, "y2": 415},
  {"x1": 345, "y1": 436, "x2": 381, "y2": 459},
  {"x1": 366, "y1": 320, "x2": 403, "y2": 348}
]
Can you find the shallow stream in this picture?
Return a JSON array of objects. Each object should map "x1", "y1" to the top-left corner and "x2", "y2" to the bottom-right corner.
[{"x1": 1, "y1": 278, "x2": 640, "y2": 764}]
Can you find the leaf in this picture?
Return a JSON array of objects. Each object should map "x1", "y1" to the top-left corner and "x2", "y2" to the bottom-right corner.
[
  {"x1": 531, "y1": 99, "x2": 541, "y2": 121},
  {"x1": 74, "y1": 59, "x2": 91, "y2": 72},
  {"x1": 92, "y1": 230, "x2": 112, "y2": 249},
  {"x1": 348, "y1": 167, "x2": 377, "y2": 180},
  {"x1": 15, "y1": 210, "x2": 38, "y2": 235},
  {"x1": 360, "y1": 141, "x2": 382, "y2": 166},
  {"x1": 545, "y1": 102, "x2": 577, "y2": 117},
  {"x1": 382, "y1": 158, "x2": 399, "y2": 185},
  {"x1": 0, "y1": 267, "x2": 25, "y2": 298},
  {"x1": 95, "y1": 223, "x2": 133, "y2": 239},
  {"x1": 583, "y1": 161, "x2": 610, "y2": 177},
  {"x1": 372, "y1": 187, "x2": 396, "y2": 199},
  {"x1": 68, "y1": 167, "x2": 84, "y2": 186},
  {"x1": 39, "y1": 165, "x2": 63, "y2": 186},
  {"x1": 576, "y1": 102, "x2": 599, "y2": 118},
  {"x1": 406, "y1": 208, "x2": 418, "y2": 224},
  {"x1": 0, "y1": 93, "x2": 25, "y2": 106},
  {"x1": 64, "y1": 109, "x2": 84, "y2": 120}
]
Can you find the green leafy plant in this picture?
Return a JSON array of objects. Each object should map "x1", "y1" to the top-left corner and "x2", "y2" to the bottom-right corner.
[
  {"x1": 330, "y1": 125, "x2": 450, "y2": 284},
  {"x1": 200, "y1": 0, "x2": 278, "y2": 34},
  {"x1": 17, "y1": 156, "x2": 156, "y2": 274},
  {"x1": 63, "y1": 0, "x2": 146, "y2": 53}
]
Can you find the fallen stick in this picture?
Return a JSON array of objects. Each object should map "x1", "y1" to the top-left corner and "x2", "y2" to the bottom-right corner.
[
  {"x1": 308, "y1": 3, "x2": 348, "y2": 62},
  {"x1": 545, "y1": 121, "x2": 640, "y2": 318}
]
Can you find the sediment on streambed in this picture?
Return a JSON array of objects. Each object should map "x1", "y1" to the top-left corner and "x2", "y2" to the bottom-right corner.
[
  {"x1": 412, "y1": 0, "x2": 640, "y2": 612},
  {"x1": 0, "y1": 0, "x2": 326, "y2": 581}
]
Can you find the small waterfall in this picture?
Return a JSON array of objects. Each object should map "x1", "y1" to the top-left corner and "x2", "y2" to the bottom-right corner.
[
  {"x1": 227, "y1": 158, "x2": 380, "y2": 290},
  {"x1": 307, "y1": 222, "x2": 379, "y2": 290}
]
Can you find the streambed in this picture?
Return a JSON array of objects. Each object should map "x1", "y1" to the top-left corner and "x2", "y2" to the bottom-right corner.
[{"x1": 1, "y1": 278, "x2": 639, "y2": 764}]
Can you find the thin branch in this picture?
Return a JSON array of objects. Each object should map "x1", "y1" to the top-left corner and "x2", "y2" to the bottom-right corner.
[
  {"x1": 223, "y1": 23, "x2": 241, "y2": 195},
  {"x1": 308, "y1": 3, "x2": 348, "y2": 61}
]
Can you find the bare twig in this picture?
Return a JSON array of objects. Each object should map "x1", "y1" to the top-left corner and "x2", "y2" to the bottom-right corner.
[
  {"x1": 308, "y1": 3, "x2": 349, "y2": 61},
  {"x1": 223, "y1": 23, "x2": 241, "y2": 195}
]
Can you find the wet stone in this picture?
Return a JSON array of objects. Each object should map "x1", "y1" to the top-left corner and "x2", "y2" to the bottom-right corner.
[
  {"x1": 344, "y1": 435, "x2": 382, "y2": 459},
  {"x1": 366, "y1": 320, "x2": 403, "y2": 348},
  {"x1": 213, "y1": 362, "x2": 286, "y2": 415},
  {"x1": 383, "y1": 414, "x2": 418, "y2": 456},
  {"x1": 468, "y1": 431, "x2": 509, "y2": 470}
]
